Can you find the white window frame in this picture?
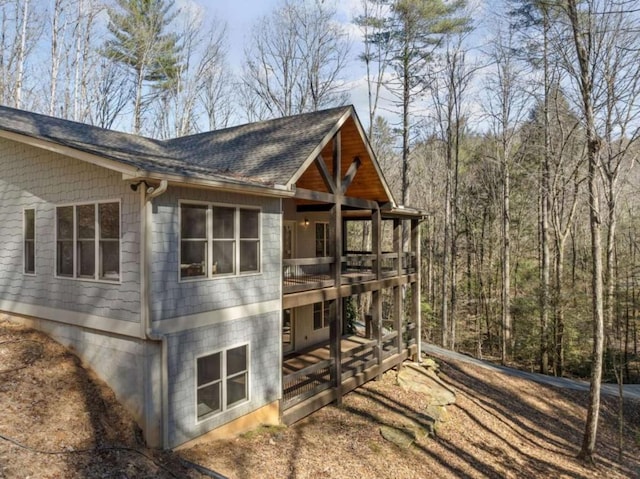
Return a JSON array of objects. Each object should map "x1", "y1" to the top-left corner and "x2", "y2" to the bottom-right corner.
[
  {"x1": 54, "y1": 200, "x2": 121, "y2": 283},
  {"x1": 195, "y1": 343, "x2": 250, "y2": 424},
  {"x1": 179, "y1": 201, "x2": 262, "y2": 282},
  {"x1": 23, "y1": 208, "x2": 36, "y2": 275}
]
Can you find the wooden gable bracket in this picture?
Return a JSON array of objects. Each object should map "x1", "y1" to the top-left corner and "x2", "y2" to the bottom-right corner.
[
  {"x1": 314, "y1": 154, "x2": 338, "y2": 194},
  {"x1": 340, "y1": 156, "x2": 361, "y2": 195}
]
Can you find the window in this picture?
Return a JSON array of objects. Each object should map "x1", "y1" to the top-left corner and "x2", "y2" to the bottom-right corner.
[
  {"x1": 181, "y1": 204, "x2": 208, "y2": 278},
  {"x1": 24, "y1": 209, "x2": 35, "y2": 274},
  {"x1": 196, "y1": 344, "x2": 249, "y2": 422},
  {"x1": 240, "y1": 209, "x2": 259, "y2": 273},
  {"x1": 313, "y1": 301, "x2": 332, "y2": 330},
  {"x1": 315, "y1": 222, "x2": 329, "y2": 257},
  {"x1": 212, "y1": 206, "x2": 235, "y2": 275},
  {"x1": 56, "y1": 202, "x2": 120, "y2": 281},
  {"x1": 180, "y1": 203, "x2": 261, "y2": 279}
]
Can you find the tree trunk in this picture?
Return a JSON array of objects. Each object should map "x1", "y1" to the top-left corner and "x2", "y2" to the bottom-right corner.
[
  {"x1": 540, "y1": 14, "x2": 551, "y2": 374},
  {"x1": 442, "y1": 169, "x2": 451, "y2": 347},
  {"x1": 554, "y1": 240, "x2": 566, "y2": 376},
  {"x1": 133, "y1": 65, "x2": 144, "y2": 134},
  {"x1": 566, "y1": 0, "x2": 605, "y2": 463},
  {"x1": 15, "y1": 0, "x2": 30, "y2": 109},
  {"x1": 502, "y1": 145, "x2": 512, "y2": 363}
]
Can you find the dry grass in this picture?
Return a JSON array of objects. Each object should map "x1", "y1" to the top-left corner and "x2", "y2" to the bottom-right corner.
[{"x1": 1, "y1": 317, "x2": 639, "y2": 479}]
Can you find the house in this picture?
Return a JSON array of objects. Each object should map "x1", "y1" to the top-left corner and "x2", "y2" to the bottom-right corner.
[{"x1": 0, "y1": 104, "x2": 424, "y2": 449}]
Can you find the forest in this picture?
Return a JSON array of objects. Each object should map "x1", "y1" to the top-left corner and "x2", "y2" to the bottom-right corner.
[{"x1": 1, "y1": 0, "x2": 639, "y2": 462}]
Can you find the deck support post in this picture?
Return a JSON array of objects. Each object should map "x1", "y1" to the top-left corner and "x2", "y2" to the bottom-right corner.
[
  {"x1": 393, "y1": 218, "x2": 402, "y2": 355},
  {"x1": 411, "y1": 218, "x2": 421, "y2": 362},
  {"x1": 330, "y1": 132, "x2": 343, "y2": 405},
  {"x1": 373, "y1": 288, "x2": 382, "y2": 373},
  {"x1": 372, "y1": 208, "x2": 382, "y2": 280},
  {"x1": 393, "y1": 285, "x2": 402, "y2": 354},
  {"x1": 394, "y1": 219, "x2": 402, "y2": 275}
]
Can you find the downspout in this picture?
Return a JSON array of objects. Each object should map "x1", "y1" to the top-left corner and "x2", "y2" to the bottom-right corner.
[{"x1": 139, "y1": 180, "x2": 169, "y2": 448}]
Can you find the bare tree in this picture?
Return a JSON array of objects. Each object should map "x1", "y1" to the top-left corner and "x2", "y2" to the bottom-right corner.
[
  {"x1": 198, "y1": 26, "x2": 234, "y2": 131},
  {"x1": 549, "y1": 0, "x2": 640, "y2": 462},
  {"x1": 242, "y1": 0, "x2": 350, "y2": 120},
  {"x1": 354, "y1": 0, "x2": 393, "y2": 137},
  {"x1": 483, "y1": 21, "x2": 531, "y2": 362},
  {"x1": 561, "y1": 0, "x2": 605, "y2": 464},
  {"x1": 48, "y1": 0, "x2": 66, "y2": 115},
  {"x1": 430, "y1": 31, "x2": 476, "y2": 349},
  {"x1": 0, "y1": 0, "x2": 42, "y2": 108},
  {"x1": 70, "y1": 0, "x2": 104, "y2": 123},
  {"x1": 86, "y1": 59, "x2": 131, "y2": 130},
  {"x1": 150, "y1": 10, "x2": 231, "y2": 138}
]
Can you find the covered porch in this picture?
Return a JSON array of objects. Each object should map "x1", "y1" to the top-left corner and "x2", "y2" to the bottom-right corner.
[{"x1": 278, "y1": 109, "x2": 424, "y2": 426}]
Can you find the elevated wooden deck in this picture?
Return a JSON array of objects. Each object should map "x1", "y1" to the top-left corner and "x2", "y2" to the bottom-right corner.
[{"x1": 283, "y1": 252, "x2": 416, "y2": 295}]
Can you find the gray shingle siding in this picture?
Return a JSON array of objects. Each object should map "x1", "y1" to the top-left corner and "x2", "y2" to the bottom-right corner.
[
  {"x1": 166, "y1": 310, "x2": 281, "y2": 448},
  {"x1": 0, "y1": 137, "x2": 141, "y2": 322},
  {"x1": 150, "y1": 186, "x2": 281, "y2": 321}
]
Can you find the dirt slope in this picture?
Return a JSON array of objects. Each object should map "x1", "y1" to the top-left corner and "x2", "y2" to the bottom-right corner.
[
  {"x1": 0, "y1": 318, "x2": 202, "y2": 479},
  {"x1": 1, "y1": 317, "x2": 639, "y2": 479}
]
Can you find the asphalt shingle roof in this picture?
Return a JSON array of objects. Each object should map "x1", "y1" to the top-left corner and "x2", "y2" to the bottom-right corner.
[{"x1": 0, "y1": 104, "x2": 353, "y2": 189}]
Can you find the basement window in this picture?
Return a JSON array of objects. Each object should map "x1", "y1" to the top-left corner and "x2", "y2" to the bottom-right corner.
[{"x1": 196, "y1": 344, "x2": 249, "y2": 422}]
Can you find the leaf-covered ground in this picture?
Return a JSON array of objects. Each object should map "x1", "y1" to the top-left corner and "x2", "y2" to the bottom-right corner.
[
  {"x1": 181, "y1": 354, "x2": 640, "y2": 478},
  {"x1": 0, "y1": 317, "x2": 201, "y2": 478},
  {"x1": 1, "y1": 316, "x2": 639, "y2": 478}
]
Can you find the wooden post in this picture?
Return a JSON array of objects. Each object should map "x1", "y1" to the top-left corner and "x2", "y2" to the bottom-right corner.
[
  {"x1": 372, "y1": 208, "x2": 381, "y2": 279},
  {"x1": 330, "y1": 132, "x2": 343, "y2": 405},
  {"x1": 393, "y1": 218, "x2": 402, "y2": 275},
  {"x1": 393, "y1": 285, "x2": 402, "y2": 354},
  {"x1": 411, "y1": 218, "x2": 422, "y2": 362},
  {"x1": 373, "y1": 288, "x2": 382, "y2": 369}
]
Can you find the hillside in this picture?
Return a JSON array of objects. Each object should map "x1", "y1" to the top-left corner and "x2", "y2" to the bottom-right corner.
[{"x1": 1, "y1": 318, "x2": 639, "y2": 478}]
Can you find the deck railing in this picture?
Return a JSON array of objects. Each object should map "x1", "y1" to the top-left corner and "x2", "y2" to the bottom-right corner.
[
  {"x1": 402, "y1": 252, "x2": 416, "y2": 273},
  {"x1": 283, "y1": 257, "x2": 334, "y2": 293},
  {"x1": 282, "y1": 358, "x2": 333, "y2": 409},
  {"x1": 283, "y1": 251, "x2": 417, "y2": 294},
  {"x1": 341, "y1": 339, "x2": 377, "y2": 381}
]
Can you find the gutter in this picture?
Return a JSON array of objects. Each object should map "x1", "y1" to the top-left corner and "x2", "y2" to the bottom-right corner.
[
  {"x1": 129, "y1": 170, "x2": 295, "y2": 199},
  {"x1": 138, "y1": 179, "x2": 170, "y2": 448}
]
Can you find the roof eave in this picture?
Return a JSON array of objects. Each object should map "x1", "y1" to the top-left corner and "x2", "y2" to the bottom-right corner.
[
  {"x1": 381, "y1": 204, "x2": 428, "y2": 219},
  {"x1": 0, "y1": 129, "x2": 140, "y2": 177},
  {"x1": 127, "y1": 170, "x2": 295, "y2": 198}
]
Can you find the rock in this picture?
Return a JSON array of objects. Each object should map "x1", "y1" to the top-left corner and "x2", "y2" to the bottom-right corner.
[
  {"x1": 397, "y1": 363, "x2": 456, "y2": 406},
  {"x1": 380, "y1": 425, "x2": 417, "y2": 448},
  {"x1": 421, "y1": 357, "x2": 440, "y2": 371},
  {"x1": 426, "y1": 404, "x2": 449, "y2": 423}
]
